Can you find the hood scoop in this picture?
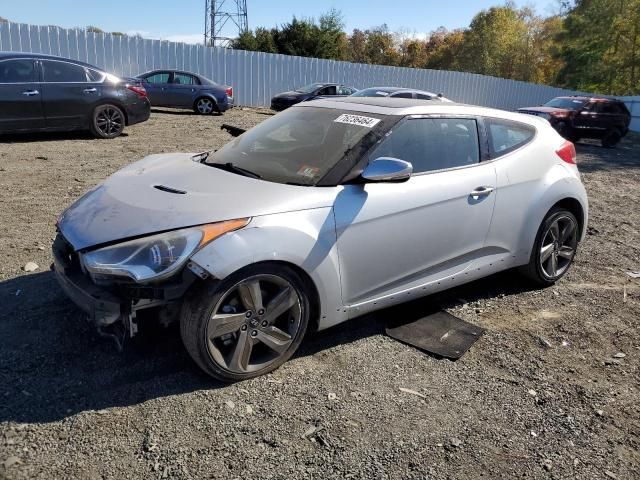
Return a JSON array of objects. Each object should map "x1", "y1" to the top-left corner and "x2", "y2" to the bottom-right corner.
[{"x1": 154, "y1": 185, "x2": 187, "y2": 195}]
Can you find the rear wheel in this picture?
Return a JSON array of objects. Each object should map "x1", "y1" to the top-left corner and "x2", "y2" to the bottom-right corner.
[
  {"x1": 194, "y1": 97, "x2": 217, "y2": 115},
  {"x1": 601, "y1": 128, "x2": 622, "y2": 148},
  {"x1": 520, "y1": 208, "x2": 579, "y2": 286},
  {"x1": 90, "y1": 104, "x2": 125, "y2": 139},
  {"x1": 180, "y1": 264, "x2": 310, "y2": 382}
]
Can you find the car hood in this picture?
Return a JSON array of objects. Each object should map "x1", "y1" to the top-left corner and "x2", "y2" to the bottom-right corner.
[
  {"x1": 58, "y1": 153, "x2": 339, "y2": 251},
  {"x1": 273, "y1": 91, "x2": 306, "y2": 100},
  {"x1": 518, "y1": 106, "x2": 571, "y2": 114}
]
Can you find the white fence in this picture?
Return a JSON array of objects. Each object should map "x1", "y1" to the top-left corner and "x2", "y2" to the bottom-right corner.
[
  {"x1": 0, "y1": 20, "x2": 638, "y2": 132},
  {"x1": 619, "y1": 96, "x2": 640, "y2": 132}
]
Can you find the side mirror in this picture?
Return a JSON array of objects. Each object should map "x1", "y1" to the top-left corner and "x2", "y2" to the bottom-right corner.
[{"x1": 361, "y1": 157, "x2": 412, "y2": 183}]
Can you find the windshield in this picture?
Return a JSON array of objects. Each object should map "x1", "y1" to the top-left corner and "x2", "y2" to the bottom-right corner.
[
  {"x1": 295, "y1": 83, "x2": 324, "y2": 94},
  {"x1": 208, "y1": 106, "x2": 389, "y2": 185},
  {"x1": 351, "y1": 88, "x2": 395, "y2": 97},
  {"x1": 544, "y1": 98, "x2": 587, "y2": 110}
]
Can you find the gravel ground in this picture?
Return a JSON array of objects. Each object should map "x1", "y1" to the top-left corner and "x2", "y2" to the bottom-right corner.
[{"x1": 0, "y1": 108, "x2": 639, "y2": 480}]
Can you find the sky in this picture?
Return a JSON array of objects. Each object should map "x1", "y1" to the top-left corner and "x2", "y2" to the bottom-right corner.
[{"x1": 2, "y1": 1, "x2": 560, "y2": 44}]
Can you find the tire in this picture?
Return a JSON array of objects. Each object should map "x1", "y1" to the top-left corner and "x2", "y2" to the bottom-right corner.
[
  {"x1": 90, "y1": 104, "x2": 125, "y2": 139},
  {"x1": 556, "y1": 122, "x2": 576, "y2": 142},
  {"x1": 193, "y1": 97, "x2": 218, "y2": 115},
  {"x1": 180, "y1": 263, "x2": 311, "y2": 382},
  {"x1": 519, "y1": 207, "x2": 580, "y2": 286},
  {"x1": 601, "y1": 128, "x2": 622, "y2": 148}
]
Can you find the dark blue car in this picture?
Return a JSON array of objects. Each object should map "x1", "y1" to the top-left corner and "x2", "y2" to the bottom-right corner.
[{"x1": 136, "y1": 70, "x2": 234, "y2": 115}]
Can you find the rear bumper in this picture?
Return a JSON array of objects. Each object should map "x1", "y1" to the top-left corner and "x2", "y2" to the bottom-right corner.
[
  {"x1": 125, "y1": 98, "x2": 151, "y2": 126},
  {"x1": 220, "y1": 96, "x2": 234, "y2": 111}
]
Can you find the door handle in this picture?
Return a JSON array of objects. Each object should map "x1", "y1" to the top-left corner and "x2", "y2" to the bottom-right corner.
[
  {"x1": 470, "y1": 186, "x2": 494, "y2": 197},
  {"x1": 21, "y1": 90, "x2": 39, "y2": 96},
  {"x1": 83, "y1": 88, "x2": 97, "y2": 93}
]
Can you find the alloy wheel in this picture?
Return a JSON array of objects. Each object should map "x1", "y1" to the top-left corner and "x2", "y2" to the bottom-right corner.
[
  {"x1": 95, "y1": 107, "x2": 124, "y2": 137},
  {"x1": 196, "y1": 98, "x2": 214, "y2": 114},
  {"x1": 205, "y1": 274, "x2": 303, "y2": 374},
  {"x1": 539, "y1": 214, "x2": 578, "y2": 279}
]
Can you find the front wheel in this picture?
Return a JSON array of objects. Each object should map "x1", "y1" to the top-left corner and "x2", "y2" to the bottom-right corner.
[
  {"x1": 519, "y1": 208, "x2": 579, "y2": 286},
  {"x1": 90, "y1": 104, "x2": 125, "y2": 139},
  {"x1": 180, "y1": 264, "x2": 310, "y2": 382}
]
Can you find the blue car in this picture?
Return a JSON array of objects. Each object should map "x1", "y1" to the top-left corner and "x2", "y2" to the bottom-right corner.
[{"x1": 136, "y1": 69, "x2": 234, "y2": 115}]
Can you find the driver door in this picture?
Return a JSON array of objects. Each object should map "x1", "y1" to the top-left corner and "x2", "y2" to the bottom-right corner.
[{"x1": 334, "y1": 117, "x2": 497, "y2": 307}]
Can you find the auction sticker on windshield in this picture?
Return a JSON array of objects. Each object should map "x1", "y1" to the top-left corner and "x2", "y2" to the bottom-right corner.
[{"x1": 334, "y1": 114, "x2": 381, "y2": 128}]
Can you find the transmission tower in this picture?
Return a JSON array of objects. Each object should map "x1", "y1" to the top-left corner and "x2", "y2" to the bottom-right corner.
[{"x1": 204, "y1": 0, "x2": 248, "y2": 47}]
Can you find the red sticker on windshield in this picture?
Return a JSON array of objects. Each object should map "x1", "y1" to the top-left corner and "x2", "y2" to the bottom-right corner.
[{"x1": 297, "y1": 165, "x2": 321, "y2": 178}]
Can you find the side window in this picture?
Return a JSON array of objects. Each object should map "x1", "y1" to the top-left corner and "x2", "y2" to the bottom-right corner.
[
  {"x1": 42, "y1": 60, "x2": 88, "y2": 82},
  {"x1": 369, "y1": 118, "x2": 480, "y2": 174},
  {"x1": 318, "y1": 86, "x2": 337, "y2": 95},
  {"x1": 173, "y1": 73, "x2": 198, "y2": 85},
  {"x1": 416, "y1": 93, "x2": 433, "y2": 100},
  {"x1": 597, "y1": 102, "x2": 618, "y2": 114},
  {"x1": 391, "y1": 91, "x2": 413, "y2": 99},
  {"x1": 0, "y1": 59, "x2": 36, "y2": 83},
  {"x1": 338, "y1": 86, "x2": 352, "y2": 95},
  {"x1": 86, "y1": 69, "x2": 105, "y2": 82},
  {"x1": 487, "y1": 118, "x2": 535, "y2": 157},
  {"x1": 144, "y1": 72, "x2": 170, "y2": 84}
]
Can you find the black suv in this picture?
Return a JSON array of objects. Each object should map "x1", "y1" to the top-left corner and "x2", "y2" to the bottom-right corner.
[{"x1": 518, "y1": 96, "x2": 631, "y2": 147}]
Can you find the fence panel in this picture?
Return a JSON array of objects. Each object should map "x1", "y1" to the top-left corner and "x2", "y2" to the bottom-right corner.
[{"x1": 1, "y1": 20, "x2": 636, "y2": 131}]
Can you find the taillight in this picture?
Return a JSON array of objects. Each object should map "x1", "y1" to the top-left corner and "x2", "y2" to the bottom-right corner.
[
  {"x1": 225, "y1": 87, "x2": 233, "y2": 98},
  {"x1": 126, "y1": 84, "x2": 147, "y2": 98},
  {"x1": 556, "y1": 141, "x2": 577, "y2": 164}
]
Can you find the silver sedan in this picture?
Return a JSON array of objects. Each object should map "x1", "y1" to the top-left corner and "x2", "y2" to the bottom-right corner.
[{"x1": 54, "y1": 97, "x2": 588, "y2": 382}]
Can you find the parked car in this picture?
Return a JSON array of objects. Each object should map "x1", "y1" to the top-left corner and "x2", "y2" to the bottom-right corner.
[
  {"x1": 270, "y1": 83, "x2": 357, "y2": 111},
  {"x1": 54, "y1": 97, "x2": 587, "y2": 382},
  {"x1": 0, "y1": 52, "x2": 150, "y2": 139},
  {"x1": 136, "y1": 70, "x2": 233, "y2": 115},
  {"x1": 518, "y1": 96, "x2": 631, "y2": 147},
  {"x1": 351, "y1": 87, "x2": 452, "y2": 101}
]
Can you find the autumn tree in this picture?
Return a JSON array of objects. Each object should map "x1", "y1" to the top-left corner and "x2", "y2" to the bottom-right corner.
[{"x1": 557, "y1": 0, "x2": 640, "y2": 94}]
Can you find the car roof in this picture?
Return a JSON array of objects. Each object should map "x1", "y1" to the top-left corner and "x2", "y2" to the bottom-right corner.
[
  {"x1": 0, "y1": 51, "x2": 103, "y2": 70},
  {"x1": 359, "y1": 86, "x2": 437, "y2": 94},
  {"x1": 138, "y1": 69, "x2": 217, "y2": 82},
  {"x1": 297, "y1": 97, "x2": 549, "y2": 127},
  {"x1": 555, "y1": 95, "x2": 620, "y2": 103}
]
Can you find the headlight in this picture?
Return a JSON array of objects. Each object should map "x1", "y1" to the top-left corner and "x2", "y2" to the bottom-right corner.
[{"x1": 82, "y1": 219, "x2": 249, "y2": 283}]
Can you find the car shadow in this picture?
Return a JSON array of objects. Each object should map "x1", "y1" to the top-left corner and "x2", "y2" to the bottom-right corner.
[
  {"x1": 151, "y1": 108, "x2": 221, "y2": 116},
  {"x1": 0, "y1": 131, "x2": 128, "y2": 143},
  {"x1": 0, "y1": 269, "x2": 536, "y2": 424},
  {"x1": 575, "y1": 135, "x2": 640, "y2": 173}
]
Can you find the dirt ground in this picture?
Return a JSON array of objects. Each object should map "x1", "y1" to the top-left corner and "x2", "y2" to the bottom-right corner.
[{"x1": 0, "y1": 108, "x2": 638, "y2": 480}]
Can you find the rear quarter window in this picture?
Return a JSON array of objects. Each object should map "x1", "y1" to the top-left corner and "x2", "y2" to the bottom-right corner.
[{"x1": 486, "y1": 118, "x2": 536, "y2": 158}]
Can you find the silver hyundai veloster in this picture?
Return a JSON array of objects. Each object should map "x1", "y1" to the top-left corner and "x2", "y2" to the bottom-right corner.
[{"x1": 54, "y1": 97, "x2": 588, "y2": 381}]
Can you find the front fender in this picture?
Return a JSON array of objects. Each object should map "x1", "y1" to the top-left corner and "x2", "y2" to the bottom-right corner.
[{"x1": 189, "y1": 208, "x2": 346, "y2": 330}]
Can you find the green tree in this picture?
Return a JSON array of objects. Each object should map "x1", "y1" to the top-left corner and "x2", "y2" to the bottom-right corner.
[{"x1": 557, "y1": 0, "x2": 640, "y2": 94}]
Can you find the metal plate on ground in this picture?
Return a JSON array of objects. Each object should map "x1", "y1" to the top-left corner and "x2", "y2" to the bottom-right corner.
[{"x1": 385, "y1": 310, "x2": 485, "y2": 359}]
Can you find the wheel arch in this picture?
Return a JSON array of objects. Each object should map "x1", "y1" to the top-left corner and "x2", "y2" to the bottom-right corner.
[
  {"x1": 551, "y1": 197, "x2": 585, "y2": 239},
  {"x1": 189, "y1": 210, "x2": 347, "y2": 332},
  {"x1": 91, "y1": 99, "x2": 130, "y2": 125},
  {"x1": 193, "y1": 94, "x2": 219, "y2": 112}
]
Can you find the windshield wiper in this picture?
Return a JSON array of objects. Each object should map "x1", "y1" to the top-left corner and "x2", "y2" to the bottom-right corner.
[{"x1": 206, "y1": 162, "x2": 261, "y2": 179}]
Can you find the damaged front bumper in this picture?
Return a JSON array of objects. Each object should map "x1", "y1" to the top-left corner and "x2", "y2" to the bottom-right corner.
[{"x1": 52, "y1": 233, "x2": 197, "y2": 349}]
